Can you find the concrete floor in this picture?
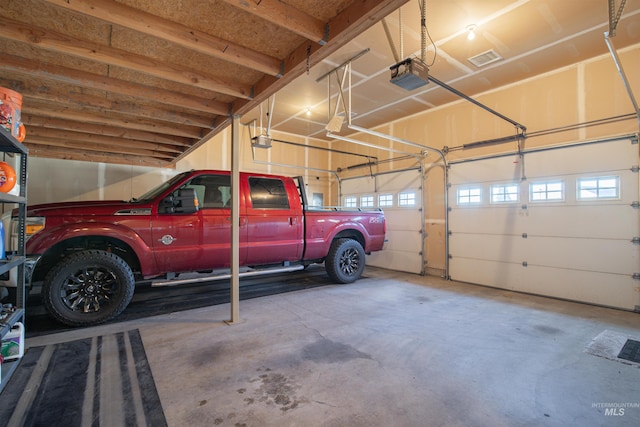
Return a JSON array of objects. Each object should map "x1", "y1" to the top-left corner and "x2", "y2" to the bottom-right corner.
[{"x1": 17, "y1": 267, "x2": 640, "y2": 426}]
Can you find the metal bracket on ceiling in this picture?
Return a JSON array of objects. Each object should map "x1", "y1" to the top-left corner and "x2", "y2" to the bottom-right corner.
[
  {"x1": 320, "y1": 23, "x2": 329, "y2": 46},
  {"x1": 315, "y1": 49, "x2": 369, "y2": 133}
]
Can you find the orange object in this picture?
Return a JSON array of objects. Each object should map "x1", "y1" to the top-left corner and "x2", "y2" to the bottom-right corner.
[
  {"x1": 0, "y1": 87, "x2": 23, "y2": 140},
  {"x1": 0, "y1": 162, "x2": 17, "y2": 193},
  {"x1": 17, "y1": 123, "x2": 26, "y2": 143}
]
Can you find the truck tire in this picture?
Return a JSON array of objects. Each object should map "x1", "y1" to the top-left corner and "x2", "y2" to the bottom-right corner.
[
  {"x1": 325, "y1": 238, "x2": 365, "y2": 284},
  {"x1": 42, "y1": 250, "x2": 135, "y2": 327}
]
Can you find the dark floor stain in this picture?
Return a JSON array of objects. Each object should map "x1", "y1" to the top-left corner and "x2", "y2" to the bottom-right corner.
[
  {"x1": 302, "y1": 337, "x2": 372, "y2": 364},
  {"x1": 246, "y1": 371, "x2": 304, "y2": 412},
  {"x1": 534, "y1": 325, "x2": 563, "y2": 335}
]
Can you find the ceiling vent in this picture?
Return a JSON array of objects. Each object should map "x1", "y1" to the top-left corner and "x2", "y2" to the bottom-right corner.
[{"x1": 468, "y1": 49, "x2": 503, "y2": 67}]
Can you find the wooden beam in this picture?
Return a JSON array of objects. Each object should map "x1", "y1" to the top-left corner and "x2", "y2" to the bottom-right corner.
[
  {"x1": 0, "y1": 16, "x2": 252, "y2": 99},
  {"x1": 24, "y1": 144, "x2": 174, "y2": 168},
  {"x1": 1, "y1": 54, "x2": 230, "y2": 116},
  {"x1": 220, "y1": 0, "x2": 326, "y2": 44},
  {"x1": 16, "y1": 87, "x2": 216, "y2": 129},
  {"x1": 42, "y1": 0, "x2": 282, "y2": 76},
  {"x1": 22, "y1": 115, "x2": 193, "y2": 146},
  {"x1": 26, "y1": 135, "x2": 176, "y2": 159},
  {"x1": 25, "y1": 102, "x2": 203, "y2": 139},
  {"x1": 27, "y1": 128, "x2": 184, "y2": 154}
]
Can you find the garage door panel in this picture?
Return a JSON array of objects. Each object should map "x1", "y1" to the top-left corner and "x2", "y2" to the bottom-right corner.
[
  {"x1": 449, "y1": 258, "x2": 522, "y2": 290},
  {"x1": 367, "y1": 251, "x2": 422, "y2": 274},
  {"x1": 449, "y1": 207, "x2": 525, "y2": 235},
  {"x1": 448, "y1": 136, "x2": 639, "y2": 311},
  {"x1": 377, "y1": 170, "x2": 421, "y2": 190},
  {"x1": 383, "y1": 229, "x2": 422, "y2": 252},
  {"x1": 384, "y1": 209, "x2": 421, "y2": 231},
  {"x1": 450, "y1": 234, "x2": 526, "y2": 263},
  {"x1": 452, "y1": 234, "x2": 636, "y2": 274},
  {"x1": 526, "y1": 204, "x2": 636, "y2": 239},
  {"x1": 520, "y1": 266, "x2": 638, "y2": 310},
  {"x1": 525, "y1": 237, "x2": 636, "y2": 273}
]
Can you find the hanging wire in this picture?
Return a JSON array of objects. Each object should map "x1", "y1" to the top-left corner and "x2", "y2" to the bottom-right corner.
[{"x1": 418, "y1": 0, "x2": 437, "y2": 66}]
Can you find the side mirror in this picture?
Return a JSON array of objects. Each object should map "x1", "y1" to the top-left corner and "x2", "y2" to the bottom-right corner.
[{"x1": 161, "y1": 188, "x2": 199, "y2": 214}]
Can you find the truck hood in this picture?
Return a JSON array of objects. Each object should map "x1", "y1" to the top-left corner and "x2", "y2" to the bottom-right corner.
[{"x1": 26, "y1": 200, "x2": 153, "y2": 217}]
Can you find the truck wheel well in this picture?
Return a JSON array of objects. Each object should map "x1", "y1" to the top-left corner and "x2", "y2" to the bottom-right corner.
[
  {"x1": 32, "y1": 236, "x2": 141, "y2": 283},
  {"x1": 332, "y1": 230, "x2": 365, "y2": 250}
]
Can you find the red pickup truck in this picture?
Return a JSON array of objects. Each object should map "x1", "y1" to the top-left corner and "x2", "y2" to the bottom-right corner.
[{"x1": 1, "y1": 170, "x2": 385, "y2": 326}]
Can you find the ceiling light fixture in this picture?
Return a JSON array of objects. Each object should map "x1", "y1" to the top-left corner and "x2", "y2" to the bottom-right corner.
[
  {"x1": 466, "y1": 24, "x2": 477, "y2": 41},
  {"x1": 305, "y1": 107, "x2": 311, "y2": 116}
]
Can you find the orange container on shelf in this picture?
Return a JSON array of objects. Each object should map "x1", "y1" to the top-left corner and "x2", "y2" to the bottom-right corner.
[
  {"x1": 0, "y1": 87, "x2": 23, "y2": 140},
  {"x1": 0, "y1": 162, "x2": 16, "y2": 193}
]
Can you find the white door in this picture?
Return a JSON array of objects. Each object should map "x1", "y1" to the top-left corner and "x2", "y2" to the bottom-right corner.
[
  {"x1": 448, "y1": 136, "x2": 640, "y2": 311},
  {"x1": 341, "y1": 169, "x2": 423, "y2": 274}
]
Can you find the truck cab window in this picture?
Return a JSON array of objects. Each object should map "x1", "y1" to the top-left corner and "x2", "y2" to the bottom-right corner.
[
  {"x1": 180, "y1": 174, "x2": 231, "y2": 209},
  {"x1": 249, "y1": 177, "x2": 290, "y2": 209}
]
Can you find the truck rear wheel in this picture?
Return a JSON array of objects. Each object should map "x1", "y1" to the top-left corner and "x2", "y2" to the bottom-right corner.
[
  {"x1": 325, "y1": 238, "x2": 365, "y2": 284},
  {"x1": 42, "y1": 250, "x2": 135, "y2": 327}
]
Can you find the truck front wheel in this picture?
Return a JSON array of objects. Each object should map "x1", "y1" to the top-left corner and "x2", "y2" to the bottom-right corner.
[
  {"x1": 325, "y1": 238, "x2": 365, "y2": 284},
  {"x1": 42, "y1": 250, "x2": 135, "y2": 327}
]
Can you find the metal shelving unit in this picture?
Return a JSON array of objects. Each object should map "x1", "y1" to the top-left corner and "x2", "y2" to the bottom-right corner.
[{"x1": 0, "y1": 129, "x2": 27, "y2": 394}]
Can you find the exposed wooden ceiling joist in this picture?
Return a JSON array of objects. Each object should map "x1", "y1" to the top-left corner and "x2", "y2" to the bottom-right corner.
[
  {"x1": 1, "y1": 54, "x2": 230, "y2": 115},
  {"x1": 0, "y1": 16, "x2": 253, "y2": 99},
  {"x1": 41, "y1": 0, "x2": 284, "y2": 77},
  {"x1": 219, "y1": 0, "x2": 327, "y2": 44}
]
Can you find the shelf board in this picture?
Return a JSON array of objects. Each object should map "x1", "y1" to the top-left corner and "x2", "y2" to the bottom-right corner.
[
  {"x1": 0, "y1": 131, "x2": 28, "y2": 155},
  {"x1": 0, "y1": 193, "x2": 25, "y2": 204},
  {"x1": 0, "y1": 257, "x2": 25, "y2": 276}
]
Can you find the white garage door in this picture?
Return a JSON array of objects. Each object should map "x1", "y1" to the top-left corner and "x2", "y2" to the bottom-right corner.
[
  {"x1": 341, "y1": 169, "x2": 423, "y2": 274},
  {"x1": 448, "y1": 136, "x2": 640, "y2": 311}
]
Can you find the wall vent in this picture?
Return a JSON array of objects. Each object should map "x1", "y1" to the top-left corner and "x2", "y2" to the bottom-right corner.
[{"x1": 468, "y1": 49, "x2": 503, "y2": 67}]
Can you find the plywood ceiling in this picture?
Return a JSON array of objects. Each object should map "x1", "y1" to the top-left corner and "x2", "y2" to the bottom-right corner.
[{"x1": 0, "y1": 0, "x2": 638, "y2": 167}]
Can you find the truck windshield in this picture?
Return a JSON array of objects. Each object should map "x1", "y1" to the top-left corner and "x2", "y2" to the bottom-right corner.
[{"x1": 131, "y1": 171, "x2": 191, "y2": 202}]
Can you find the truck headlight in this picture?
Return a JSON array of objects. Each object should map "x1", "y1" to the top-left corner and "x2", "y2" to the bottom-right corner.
[{"x1": 1, "y1": 212, "x2": 45, "y2": 253}]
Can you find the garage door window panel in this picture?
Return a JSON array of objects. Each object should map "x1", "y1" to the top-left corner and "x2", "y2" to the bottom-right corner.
[
  {"x1": 577, "y1": 176, "x2": 620, "y2": 200},
  {"x1": 360, "y1": 195, "x2": 374, "y2": 208},
  {"x1": 457, "y1": 187, "x2": 482, "y2": 205},
  {"x1": 344, "y1": 196, "x2": 357, "y2": 208},
  {"x1": 530, "y1": 180, "x2": 564, "y2": 202},
  {"x1": 398, "y1": 191, "x2": 417, "y2": 207},
  {"x1": 379, "y1": 194, "x2": 393, "y2": 207},
  {"x1": 491, "y1": 183, "x2": 519, "y2": 204}
]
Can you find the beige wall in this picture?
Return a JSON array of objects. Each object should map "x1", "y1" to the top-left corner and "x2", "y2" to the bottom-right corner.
[{"x1": 24, "y1": 158, "x2": 174, "y2": 207}]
